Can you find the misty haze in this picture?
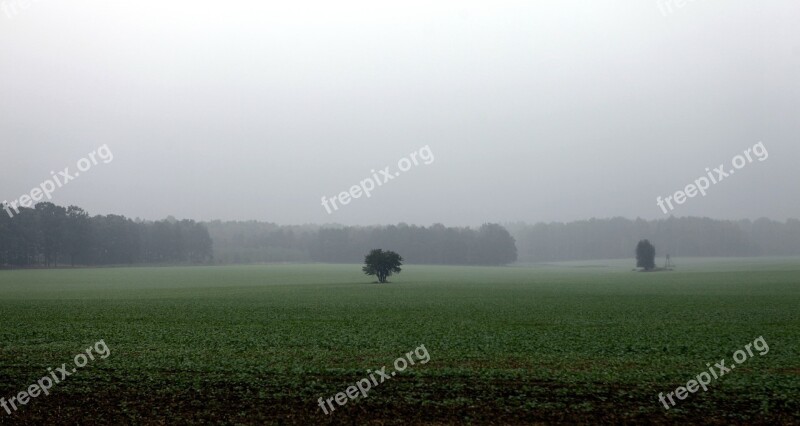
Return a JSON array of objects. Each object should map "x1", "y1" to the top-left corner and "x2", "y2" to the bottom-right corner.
[{"x1": 1, "y1": 1, "x2": 798, "y2": 424}]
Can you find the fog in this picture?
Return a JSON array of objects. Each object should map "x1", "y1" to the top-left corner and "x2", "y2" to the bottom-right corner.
[{"x1": 1, "y1": 0, "x2": 798, "y2": 226}]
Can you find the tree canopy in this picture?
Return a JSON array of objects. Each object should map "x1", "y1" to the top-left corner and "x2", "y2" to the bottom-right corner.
[
  {"x1": 362, "y1": 249, "x2": 403, "y2": 283},
  {"x1": 636, "y1": 239, "x2": 656, "y2": 271}
]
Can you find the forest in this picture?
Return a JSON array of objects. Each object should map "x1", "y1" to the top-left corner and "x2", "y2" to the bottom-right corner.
[
  {"x1": 4, "y1": 203, "x2": 799, "y2": 268},
  {"x1": 207, "y1": 221, "x2": 519, "y2": 265},
  {"x1": 507, "y1": 217, "x2": 800, "y2": 262},
  {"x1": 0, "y1": 203, "x2": 212, "y2": 267}
]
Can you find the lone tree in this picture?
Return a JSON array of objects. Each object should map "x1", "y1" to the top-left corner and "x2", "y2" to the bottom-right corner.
[
  {"x1": 636, "y1": 239, "x2": 656, "y2": 271},
  {"x1": 362, "y1": 249, "x2": 403, "y2": 283}
]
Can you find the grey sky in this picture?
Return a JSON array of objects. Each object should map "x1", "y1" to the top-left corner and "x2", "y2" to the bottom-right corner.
[{"x1": 1, "y1": 0, "x2": 798, "y2": 226}]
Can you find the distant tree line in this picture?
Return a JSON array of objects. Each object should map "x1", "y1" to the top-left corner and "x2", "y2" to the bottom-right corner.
[
  {"x1": 0, "y1": 203, "x2": 213, "y2": 267},
  {"x1": 8, "y1": 205, "x2": 796, "y2": 268},
  {"x1": 206, "y1": 222, "x2": 518, "y2": 266},
  {"x1": 507, "y1": 217, "x2": 800, "y2": 262}
]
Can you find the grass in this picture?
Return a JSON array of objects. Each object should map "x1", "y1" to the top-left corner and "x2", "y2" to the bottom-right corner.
[{"x1": 0, "y1": 259, "x2": 798, "y2": 424}]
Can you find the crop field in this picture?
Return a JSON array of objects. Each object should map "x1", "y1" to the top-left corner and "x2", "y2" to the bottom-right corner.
[{"x1": 0, "y1": 259, "x2": 799, "y2": 424}]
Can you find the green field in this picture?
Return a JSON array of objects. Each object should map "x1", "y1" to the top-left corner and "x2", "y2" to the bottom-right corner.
[{"x1": 1, "y1": 259, "x2": 799, "y2": 424}]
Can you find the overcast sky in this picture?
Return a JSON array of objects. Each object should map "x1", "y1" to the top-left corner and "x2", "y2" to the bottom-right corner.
[{"x1": 1, "y1": 0, "x2": 798, "y2": 226}]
